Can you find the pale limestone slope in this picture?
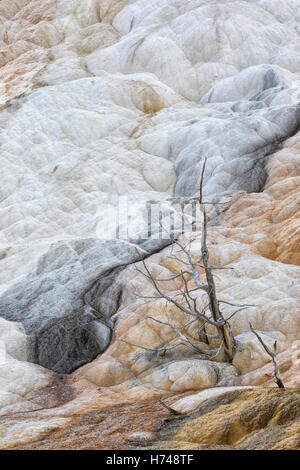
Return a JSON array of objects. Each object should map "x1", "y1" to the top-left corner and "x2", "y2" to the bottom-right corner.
[{"x1": 0, "y1": 0, "x2": 299, "y2": 443}]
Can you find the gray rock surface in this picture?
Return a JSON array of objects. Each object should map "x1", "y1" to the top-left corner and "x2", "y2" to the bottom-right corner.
[
  {"x1": 0, "y1": 238, "x2": 170, "y2": 373},
  {"x1": 171, "y1": 104, "x2": 300, "y2": 198}
]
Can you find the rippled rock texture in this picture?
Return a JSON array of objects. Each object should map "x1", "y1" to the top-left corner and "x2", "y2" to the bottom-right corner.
[{"x1": 0, "y1": 0, "x2": 299, "y2": 450}]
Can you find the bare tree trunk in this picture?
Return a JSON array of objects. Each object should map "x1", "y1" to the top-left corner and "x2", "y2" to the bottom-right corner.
[{"x1": 199, "y1": 160, "x2": 236, "y2": 361}]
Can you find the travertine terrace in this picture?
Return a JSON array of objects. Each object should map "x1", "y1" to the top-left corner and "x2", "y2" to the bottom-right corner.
[{"x1": 0, "y1": 0, "x2": 299, "y2": 450}]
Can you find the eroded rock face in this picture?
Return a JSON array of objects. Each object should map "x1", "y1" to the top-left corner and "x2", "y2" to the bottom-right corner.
[{"x1": 0, "y1": 0, "x2": 300, "y2": 448}]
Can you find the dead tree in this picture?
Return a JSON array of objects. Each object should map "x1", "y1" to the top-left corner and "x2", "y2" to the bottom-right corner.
[
  {"x1": 249, "y1": 323, "x2": 285, "y2": 389},
  {"x1": 199, "y1": 160, "x2": 237, "y2": 360},
  {"x1": 120, "y1": 159, "x2": 254, "y2": 363}
]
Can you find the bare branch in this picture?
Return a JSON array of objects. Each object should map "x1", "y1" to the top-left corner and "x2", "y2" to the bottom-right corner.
[
  {"x1": 135, "y1": 294, "x2": 162, "y2": 300},
  {"x1": 219, "y1": 300, "x2": 256, "y2": 308},
  {"x1": 225, "y1": 306, "x2": 251, "y2": 321},
  {"x1": 147, "y1": 316, "x2": 197, "y2": 331},
  {"x1": 199, "y1": 158, "x2": 207, "y2": 205},
  {"x1": 158, "y1": 399, "x2": 183, "y2": 415},
  {"x1": 163, "y1": 306, "x2": 208, "y2": 354},
  {"x1": 206, "y1": 265, "x2": 234, "y2": 270},
  {"x1": 119, "y1": 338, "x2": 183, "y2": 354},
  {"x1": 249, "y1": 323, "x2": 284, "y2": 389},
  {"x1": 135, "y1": 265, "x2": 190, "y2": 282},
  {"x1": 134, "y1": 248, "x2": 224, "y2": 327},
  {"x1": 249, "y1": 323, "x2": 273, "y2": 356},
  {"x1": 182, "y1": 272, "x2": 197, "y2": 312},
  {"x1": 169, "y1": 238, "x2": 207, "y2": 290}
]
